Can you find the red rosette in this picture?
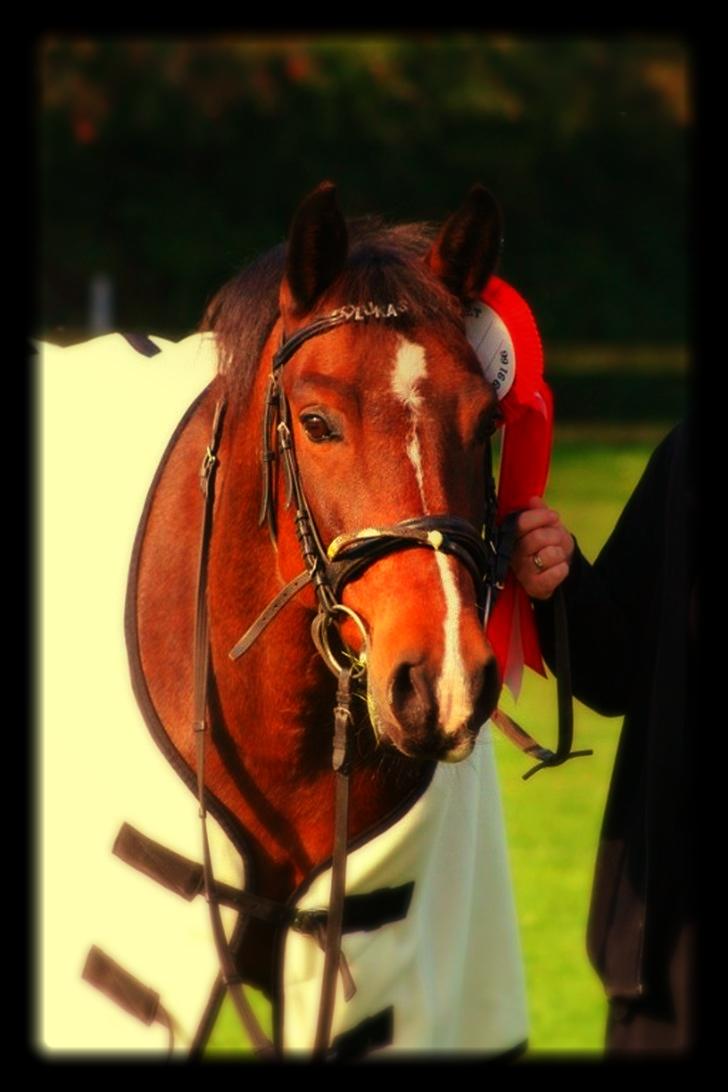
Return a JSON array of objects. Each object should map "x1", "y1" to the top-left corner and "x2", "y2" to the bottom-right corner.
[{"x1": 474, "y1": 276, "x2": 553, "y2": 696}]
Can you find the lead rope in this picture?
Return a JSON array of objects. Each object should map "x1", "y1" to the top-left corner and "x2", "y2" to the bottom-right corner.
[
  {"x1": 520, "y1": 586, "x2": 593, "y2": 779},
  {"x1": 194, "y1": 398, "x2": 275, "y2": 1058}
]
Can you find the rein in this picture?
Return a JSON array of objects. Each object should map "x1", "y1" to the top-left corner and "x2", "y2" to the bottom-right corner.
[{"x1": 190, "y1": 304, "x2": 589, "y2": 1059}]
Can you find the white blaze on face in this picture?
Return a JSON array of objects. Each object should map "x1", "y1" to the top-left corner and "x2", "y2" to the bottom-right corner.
[
  {"x1": 391, "y1": 336, "x2": 473, "y2": 735},
  {"x1": 432, "y1": 551, "x2": 474, "y2": 734},
  {"x1": 391, "y1": 337, "x2": 427, "y2": 500}
]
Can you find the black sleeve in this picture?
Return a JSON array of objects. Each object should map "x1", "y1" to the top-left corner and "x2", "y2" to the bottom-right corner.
[{"x1": 532, "y1": 426, "x2": 680, "y2": 717}]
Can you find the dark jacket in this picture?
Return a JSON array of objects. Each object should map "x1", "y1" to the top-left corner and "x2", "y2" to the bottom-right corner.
[{"x1": 533, "y1": 422, "x2": 696, "y2": 1050}]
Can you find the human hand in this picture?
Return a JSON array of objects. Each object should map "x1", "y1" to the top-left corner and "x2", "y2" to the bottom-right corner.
[{"x1": 510, "y1": 496, "x2": 575, "y2": 600}]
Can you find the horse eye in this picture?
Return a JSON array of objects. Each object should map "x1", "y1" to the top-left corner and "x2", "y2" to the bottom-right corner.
[{"x1": 301, "y1": 413, "x2": 335, "y2": 442}]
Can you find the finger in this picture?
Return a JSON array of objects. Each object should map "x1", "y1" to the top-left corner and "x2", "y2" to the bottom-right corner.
[
  {"x1": 519, "y1": 526, "x2": 567, "y2": 553},
  {"x1": 516, "y1": 506, "x2": 560, "y2": 536},
  {"x1": 527, "y1": 496, "x2": 560, "y2": 521}
]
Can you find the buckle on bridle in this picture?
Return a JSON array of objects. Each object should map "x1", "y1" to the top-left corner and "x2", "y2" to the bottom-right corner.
[{"x1": 199, "y1": 446, "x2": 217, "y2": 494}]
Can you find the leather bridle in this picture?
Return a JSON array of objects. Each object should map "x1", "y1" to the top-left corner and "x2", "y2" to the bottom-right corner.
[
  {"x1": 245, "y1": 305, "x2": 501, "y2": 669},
  {"x1": 190, "y1": 304, "x2": 591, "y2": 1059}
]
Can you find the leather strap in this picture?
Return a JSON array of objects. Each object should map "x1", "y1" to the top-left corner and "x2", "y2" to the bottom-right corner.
[
  {"x1": 491, "y1": 585, "x2": 593, "y2": 780},
  {"x1": 82, "y1": 946, "x2": 175, "y2": 1053},
  {"x1": 115, "y1": 822, "x2": 299, "y2": 926},
  {"x1": 325, "y1": 515, "x2": 491, "y2": 609},
  {"x1": 520, "y1": 586, "x2": 593, "y2": 779},
  {"x1": 229, "y1": 570, "x2": 312, "y2": 661},
  {"x1": 313, "y1": 666, "x2": 353, "y2": 1059},
  {"x1": 193, "y1": 399, "x2": 275, "y2": 1057},
  {"x1": 121, "y1": 332, "x2": 163, "y2": 358},
  {"x1": 491, "y1": 708, "x2": 556, "y2": 764},
  {"x1": 259, "y1": 373, "x2": 280, "y2": 541},
  {"x1": 273, "y1": 311, "x2": 354, "y2": 372}
]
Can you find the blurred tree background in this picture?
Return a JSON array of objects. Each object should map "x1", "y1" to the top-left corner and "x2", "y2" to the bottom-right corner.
[{"x1": 38, "y1": 37, "x2": 688, "y2": 384}]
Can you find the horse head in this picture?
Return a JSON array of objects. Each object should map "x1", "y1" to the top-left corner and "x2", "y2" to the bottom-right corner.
[{"x1": 220, "y1": 182, "x2": 503, "y2": 765}]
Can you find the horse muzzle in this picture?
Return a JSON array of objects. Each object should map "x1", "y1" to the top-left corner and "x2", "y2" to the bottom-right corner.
[{"x1": 368, "y1": 642, "x2": 500, "y2": 764}]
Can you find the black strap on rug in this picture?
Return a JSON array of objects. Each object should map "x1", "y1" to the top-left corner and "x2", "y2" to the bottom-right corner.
[{"x1": 329, "y1": 1007, "x2": 394, "y2": 1062}]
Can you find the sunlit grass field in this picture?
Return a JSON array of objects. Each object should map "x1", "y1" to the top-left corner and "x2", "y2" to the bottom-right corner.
[{"x1": 206, "y1": 427, "x2": 669, "y2": 1058}]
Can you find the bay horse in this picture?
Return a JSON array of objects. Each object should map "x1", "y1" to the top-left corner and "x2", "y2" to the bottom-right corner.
[{"x1": 123, "y1": 181, "x2": 528, "y2": 1056}]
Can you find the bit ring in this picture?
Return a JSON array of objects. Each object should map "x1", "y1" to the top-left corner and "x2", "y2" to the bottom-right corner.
[{"x1": 315, "y1": 604, "x2": 369, "y2": 678}]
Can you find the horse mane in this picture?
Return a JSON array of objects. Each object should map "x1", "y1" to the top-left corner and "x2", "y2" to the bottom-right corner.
[{"x1": 199, "y1": 218, "x2": 464, "y2": 412}]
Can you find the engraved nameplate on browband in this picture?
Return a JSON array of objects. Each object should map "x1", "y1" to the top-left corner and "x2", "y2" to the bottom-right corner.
[{"x1": 330, "y1": 302, "x2": 409, "y2": 322}]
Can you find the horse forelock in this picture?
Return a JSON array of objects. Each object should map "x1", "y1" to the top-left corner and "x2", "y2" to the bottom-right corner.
[{"x1": 200, "y1": 219, "x2": 465, "y2": 415}]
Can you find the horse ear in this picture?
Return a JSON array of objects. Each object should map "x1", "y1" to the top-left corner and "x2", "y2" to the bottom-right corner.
[
  {"x1": 426, "y1": 184, "x2": 503, "y2": 302},
  {"x1": 281, "y1": 181, "x2": 348, "y2": 317}
]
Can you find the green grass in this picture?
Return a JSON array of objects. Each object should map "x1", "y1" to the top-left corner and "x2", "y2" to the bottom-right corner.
[
  {"x1": 206, "y1": 433, "x2": 660, "y2": 1057},
  {"x1": 205, "y1": 991, "x2": 273, "y2": 1056}
]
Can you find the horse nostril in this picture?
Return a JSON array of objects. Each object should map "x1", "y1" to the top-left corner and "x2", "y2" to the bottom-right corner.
[{"x1": 389, "y1": 658, "x2": 437, "y2": 734}]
